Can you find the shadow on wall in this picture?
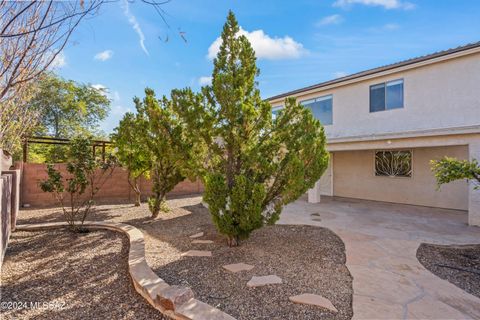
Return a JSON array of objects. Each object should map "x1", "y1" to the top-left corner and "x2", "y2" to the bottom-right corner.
[
  {"x1": 16, "y1": 193, "x2": 204, "y2": 226},
  {"x1": 18, "y1": 162, "x2": 204, "y2": 208}
]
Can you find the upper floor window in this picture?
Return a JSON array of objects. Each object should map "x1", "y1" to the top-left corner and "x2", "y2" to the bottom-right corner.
[
  {"x1": 301, "y1": 94, "x2": 333, "y2": 125},
  {"x1": 370, "y1": 79, "x2": 404, "y2": 112},
  {"x1": 272, "y1": 106, "x2": 283, "y2": 120}
]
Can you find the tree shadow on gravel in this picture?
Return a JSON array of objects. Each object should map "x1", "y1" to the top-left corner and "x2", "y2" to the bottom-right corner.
[
  {"x1": 1, "y1": 229, "x2": 166, "y2": 320},
  {"x1": 11, "y1": 195, "x2": 353, "y2": 320},
  {"x1": 417, "y1": 243, "x2": 480, "y2": 299},
  {"x1": 139, "y1": 204, "x2": 353, "y2": 320},
  {"x1": 16, "y1": 194, "x2": 203, "y2": 226}
]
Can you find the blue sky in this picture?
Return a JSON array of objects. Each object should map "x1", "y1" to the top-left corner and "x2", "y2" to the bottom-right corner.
[{"x1": 53, "y1": 0, "x2": 480, "y2": 133}]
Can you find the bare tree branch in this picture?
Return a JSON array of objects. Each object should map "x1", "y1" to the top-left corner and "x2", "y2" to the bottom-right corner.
[{"x1": 0, "y1": 0, "x2": 177, "y2": 153}]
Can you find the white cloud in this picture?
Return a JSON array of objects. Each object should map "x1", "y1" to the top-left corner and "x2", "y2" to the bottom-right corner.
[
  {"x1": 333, "y1": 71, "x2": 348, "y2": 78},
  {"x1": 112, "y1": 91, "x2": 120, "y2": 101},
  {"x1": 50, "y1": 51, "x2": 66, "y2": 68},
  {"x1": 383, "y1": 23, "x2": 400, "y2": 30},
  {"x1": 198, "y1": 76, "x2": 212, "y2": 86},
  {"x1": 368, "y1": 23, "x2": 401, "y2": 32},
  {"x1": 207, "y1": 27, "x2": 306, "y2": 60},
  {"x1": 333, "y1": 0, "x2": 415, "y2": 10},
  {"x1": 121, "y1": 0, "x2": 149, "y2": 55},
  {"x1": 91, "y1": 85, "x2": 120, "y2": 102},
  {"x1": 94, "y1": 50, "x2": 113, "y2": 61},
  {"x1": 112, "y1": 105, "x2": 131, "y2": 116},
  {"x1": 91, "y1": 84, "x2": 106, "y2": 91},
  {"x1": 316, "y1": 14, "x2": 344, "y2": 26}
]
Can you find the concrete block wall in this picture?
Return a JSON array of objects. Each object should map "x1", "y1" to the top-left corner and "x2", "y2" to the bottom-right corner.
[
  {"x1": 2, "y1": 170, "x2": 20, "y2": 231},
  {"x1": 140, "y1": 178, "x2": 204, "y2": 199},
  {"x1": 20, "y1": 163, "x2": 204, "y2": 207},
  {"x1": 1, "y1": 174, "x2": 12, "y2": 265}
]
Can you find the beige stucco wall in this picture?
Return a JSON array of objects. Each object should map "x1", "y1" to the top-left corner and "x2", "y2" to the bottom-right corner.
[
  {"x1": 332, "y1": 145, "x2": 469, "y2": 210},
  {"x1": 319, "y1": 153, "x2": 333, "y2": 196},
  {"x1": 270, "y1": 51, "x2": 480, "y2": 140}
]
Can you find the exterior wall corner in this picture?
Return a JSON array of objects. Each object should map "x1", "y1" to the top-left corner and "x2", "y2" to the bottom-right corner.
[{"x1": 468, "y1": 142, "x2": 480, "y2": 226}]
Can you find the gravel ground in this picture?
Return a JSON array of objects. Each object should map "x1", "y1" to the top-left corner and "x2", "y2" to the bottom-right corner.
[
  {"x1": 1, "y1": 229, "x2": 167, "y2": 320},
  {"x1": 417, "y1": 243, "x2": 480, "y2": 299},
  {"x1": 16, "y1": 195, "x2": 353, "y2": 319}
]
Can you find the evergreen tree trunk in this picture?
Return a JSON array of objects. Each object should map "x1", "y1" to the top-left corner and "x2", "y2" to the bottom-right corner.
[
  {"x1": 149, "y1": 166, "x2": 167, "y2": 218},
  {"x1": 227, "y1": 235, "x2": 240, "y2": 247},
  {"x1": 150, "y1": 194, "x2": 166, "y2": 218},
  {"x1": 134, "y1": 189, "x2": 141, "y2": 206},
  {"x1": 128, "y1": 174, "x2": 142, "y2": 207},
  {"x1": 133, "y1": 177, "x2": 141, "y2": 207}
]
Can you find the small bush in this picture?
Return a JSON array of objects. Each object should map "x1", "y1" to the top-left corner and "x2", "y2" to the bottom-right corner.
[{"x1": 40, "y1": 136, "x2": 117, "y2": 231}]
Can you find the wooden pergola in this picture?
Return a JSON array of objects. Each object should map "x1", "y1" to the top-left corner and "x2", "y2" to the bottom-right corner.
[{"x1": 22, "y1": 136, "x2": 112, "y2": 163}]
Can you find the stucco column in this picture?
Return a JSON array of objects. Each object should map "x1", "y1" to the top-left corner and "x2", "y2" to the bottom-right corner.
[
  {"x1": 468, "y1": 141, "x2": 480, "y2": 226},
  {"x1": 308, "y1": 180, "x2": 321, "y2": 203}
]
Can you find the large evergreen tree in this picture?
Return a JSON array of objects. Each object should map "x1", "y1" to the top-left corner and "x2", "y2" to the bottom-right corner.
[
  {"x1": 172, "y1": 11, "x2": 329, "y2": 246},
  {"x1": 135, "y1": 89, "x2": 190, "y2": 218},
  {"x1": 111, "y1": 112, "x2": 151, "y2": 206}
]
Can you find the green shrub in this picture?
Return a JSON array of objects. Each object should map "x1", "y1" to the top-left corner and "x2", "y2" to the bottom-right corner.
[{"x1": 40, "y1": 136, "x2": 117, "y2": 231}]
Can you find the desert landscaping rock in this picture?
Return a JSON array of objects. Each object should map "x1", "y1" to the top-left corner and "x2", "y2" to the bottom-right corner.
[
  {"x1": 247, "y1": 275, "x2": 282, "y2": 287},
  {"x1": 417, "y1": 243, "x2": 480, "y2": 298},
  {"x1": 176, "y1": 298, "x2": 236, "y2": 320},
  {"x1": 157, "y1": 285, "x2": 194, "y2": 310},
  {"x1": 223, "y1": 263, "x2": 254, "y2": 273},
  {"x1": 189, "y1": 232, "x2": 204, "y2": 238},
  {"x1": 16, "y1": 196, "x2": 353, "y2": 320},
  {"x1": 181, "y1": 250, "x2": 212, "y2": 257},
  {"x1": 289, "y1": 293, "x2": 338, "y2": 313},
  {"x1": 192, "y1": 239, "x2": 214, "y2": 244}
]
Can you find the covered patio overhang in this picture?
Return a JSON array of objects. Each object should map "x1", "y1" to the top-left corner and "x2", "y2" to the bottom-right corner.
[{"x1": 308, "y1": 127, "x2": 480, "y2": 226}]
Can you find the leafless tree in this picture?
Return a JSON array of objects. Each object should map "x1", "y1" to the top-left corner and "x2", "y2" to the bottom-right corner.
[{"x1": 0, "y1": 0, "x2": 178, "y2": 153}]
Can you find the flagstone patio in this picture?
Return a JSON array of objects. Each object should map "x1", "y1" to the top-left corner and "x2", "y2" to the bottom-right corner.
[{"x1": 279, "y1": 196, "x2": 480, "y2": 320}]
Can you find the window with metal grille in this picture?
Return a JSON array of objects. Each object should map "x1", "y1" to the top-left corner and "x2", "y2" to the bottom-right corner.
[{"x1": 375, "y1": 150, "x2": 412, "y2": 177}]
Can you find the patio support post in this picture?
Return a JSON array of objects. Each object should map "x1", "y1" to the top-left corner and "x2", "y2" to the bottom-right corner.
[
  {"x1": 468, "y1": 141, "x2": 480, "y2": 226},
  {"x1": 308, "y1": 180, "x2": 321, "y2": 203}
]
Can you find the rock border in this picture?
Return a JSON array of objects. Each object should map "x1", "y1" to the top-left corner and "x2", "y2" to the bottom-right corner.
[{"x1": 15, "y1": 222, "x2": 235, "y2": 320}]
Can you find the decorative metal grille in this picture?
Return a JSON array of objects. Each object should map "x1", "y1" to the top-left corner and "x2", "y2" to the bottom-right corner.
[{"x1": 375, "y1": 150, "x2": 412, "y2": 177}]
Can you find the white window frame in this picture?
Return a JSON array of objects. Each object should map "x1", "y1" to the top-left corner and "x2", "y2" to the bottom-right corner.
[
  {"x1": 369, "y1": 78, "x2": 404, "y2": 113},
  {"x1": 272, "y1": 105, "x2": 283, "y2": 112},
  {"x1": 300, "y1": 94, "x2": 333, "y2": 125}
]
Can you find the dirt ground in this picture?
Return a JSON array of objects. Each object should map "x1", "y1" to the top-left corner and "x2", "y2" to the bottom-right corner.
[
  {"x1": 1, "y1": 229, "x2": 166, "y2": 320},
  {"x1": 12, "y1": 195, "x2": 353, "y2": 319}
]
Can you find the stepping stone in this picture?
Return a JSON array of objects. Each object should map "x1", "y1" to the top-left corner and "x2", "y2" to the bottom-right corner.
[
  {"x1": 189, "y1": 232, "x2": 204, "y2": 238},
  {"x1": 181, "y1": 250, "x2": 212, "y2": 257},
  {"x1": 192, "y1": 239, "x2": 214, "y2": 244},
  {"x1": 176, "y1": 298, "x2": 236, "y2": 320},
  {"x1": 247, "y1": 275, "x2": 282, "y2": 287},
  {"x1": 289, "y1": 293, "x2": 338, "y2": 313},
  {"x1": 223, "y1": 263, "x2": 254, "y2": 273}
]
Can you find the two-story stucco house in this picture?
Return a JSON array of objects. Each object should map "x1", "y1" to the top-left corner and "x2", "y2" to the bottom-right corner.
[{"x1": 268, "y1": 42, "x2": 480, "y2": 226}]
